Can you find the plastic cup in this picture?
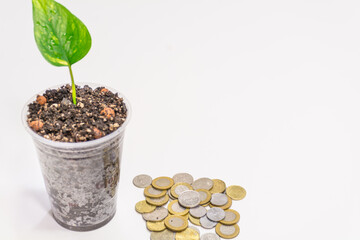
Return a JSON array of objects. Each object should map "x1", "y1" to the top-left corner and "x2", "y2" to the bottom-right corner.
[{"x1": 22, "y1": 83, "x2": 131, "y2": 231}]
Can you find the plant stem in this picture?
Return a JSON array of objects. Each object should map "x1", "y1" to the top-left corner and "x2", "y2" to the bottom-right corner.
[{"x1": 68, "y1": 64, "x2": 77, "y2": 105}]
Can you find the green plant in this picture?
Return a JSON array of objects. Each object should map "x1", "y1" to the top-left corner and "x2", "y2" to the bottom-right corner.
[{"x1": 32, "y1": 0, "x2": 92, "y2": 105}]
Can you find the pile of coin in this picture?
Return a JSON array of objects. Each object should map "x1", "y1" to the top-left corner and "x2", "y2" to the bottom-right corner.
[{"x1": 133, "y1": 173, "x2": 246, "y2": 240}]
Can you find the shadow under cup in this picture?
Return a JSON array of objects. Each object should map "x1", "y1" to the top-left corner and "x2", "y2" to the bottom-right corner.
[{"x1": 22, "y1": 83, "x2": 131, "y2": 231}]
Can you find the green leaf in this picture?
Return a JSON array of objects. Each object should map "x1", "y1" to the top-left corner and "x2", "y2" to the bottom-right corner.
[{"x1": 32, "y1": 0, "x2": 91, "y2": 66}]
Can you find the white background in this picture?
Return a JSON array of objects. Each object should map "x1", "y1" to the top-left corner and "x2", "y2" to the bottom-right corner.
[{"x1": 1, "y1": 0, "x2": 360, "y2": 239}]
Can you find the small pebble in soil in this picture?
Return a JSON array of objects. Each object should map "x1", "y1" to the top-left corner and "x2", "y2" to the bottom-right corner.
[
  {"x1": 93, "y1": 127, "x2": 104, "y2": 139},
  {"x1": 27, "y1": 85, "x2": 127, "y2": 142},
  {"x1": 36, "y1": 95, "x2": 47, "y2": 105},
  {"x1": 100, "y1": 107, "x2": 115, "y2": 119},
  {"x1": 61, "y1": 98, "x2": 72, "y2": 106},
  {"x1": 29, "y1": 120, "x2": 44, "y2": 131}
]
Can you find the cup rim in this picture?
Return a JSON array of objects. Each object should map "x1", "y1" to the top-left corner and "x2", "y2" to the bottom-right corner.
[{"x1": 22, "y1": 82, "x2": 132, "y2": 148}]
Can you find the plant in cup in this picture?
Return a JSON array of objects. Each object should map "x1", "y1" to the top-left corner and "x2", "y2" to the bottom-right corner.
[{"x1": 24, "y1": 0, "x2": 131, "y2": 231}]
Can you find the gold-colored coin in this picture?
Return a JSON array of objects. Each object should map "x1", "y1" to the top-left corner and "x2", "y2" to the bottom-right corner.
[
  {"x1": 168, "y1": 200, "x2": 189, "y2": 216},
  {"x1": 175, "y1": 227, "x2": 200, "y2": 240},
  {"x1": 226, "y1": 185, "x2": 246, "y2": 200},
  {"x1": 188, "y1": 214, "x2": 201, "y2": 226},
  {"x1": 195, "y1": 189, "x2": 211, "y2": 205},
  {"x1": 146, "y1": 220, "x2": 166, "y2": 232},
  {"x1": 146, "y1": 194, "x2": 170, "y2": 206},
  {"x1": 152, "y1": 176, "x2": 175, "y2": 190},
  {"x1": 201, "y1": 202, "x2": 210, "y2": 207},
  {"x1": 215, "y1": 223, "x2": 240, "y2": 239},
  {"x1": 144, "y1": 185, "x2": 167, "y2": 198},
  {"x1": 164, "y1": 215, "x2": 188, "y2": 232},
  {"x1": 210, "y1": 195, "x2": 232, "y2": 210},
  {"x1": 220, "y1": 209, "x2": 240, "y2": 225},
  {"x1": 170, "y1": 182, "x2": 193, "y2": 198},
  {"x1": 210, "y1": 179, "x2": 226, "y2": 194},
  {"x1": 188, "y1": 226, "x2": 200, "y2": 235},
  {"x1": 135, "y1": 200, "x2": 156, "y2": 213},
  {"x1": 150, "y1": 229, "x2": 175, "y2": 240}
]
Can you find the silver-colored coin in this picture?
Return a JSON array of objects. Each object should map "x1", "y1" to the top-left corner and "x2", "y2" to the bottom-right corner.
[
  {"x1": 168, "y1": 189, "x2": 176, "y2": 200},
  {"x1": 173, "y1": 173, "x2": 194, "y2": 184},
  {"x1": 174, "y1": 184, "x2": 191, "y2": 196},
  {"x1": 200, "y1": 233, "x2": 220, "y2": 240},
  {"x1": 210, "y1": 193, "x2": 228, "y2": 206},
  {"x1": 142, "y1": 207, "x2": 168, "y2": 221},
  {"x1": 178, "y1": 190, "x2": 201, "y2": 208},
  {"x1": 150, "y1": 229, "x2": 175, "y2": 240},
  {"x1": 207, "y1": 207, "x2": 225, "y2": 222},
  {"x1": 189, "y1": 205, "x2": 207, "y2": 218},
  {"x1": 192, "y1": 178, "x2": 214, "y2": 190},
  {"x1": 133, "y1": 174, "x2": 152, "y2": 188},
  {"x1": 200, "y1": 216, "x2": 218, "y2": 229}
]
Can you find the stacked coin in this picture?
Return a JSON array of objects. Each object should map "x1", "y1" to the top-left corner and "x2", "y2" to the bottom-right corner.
[{"x1": 133, "y1": 173, "x2": 246, "y2": 239}]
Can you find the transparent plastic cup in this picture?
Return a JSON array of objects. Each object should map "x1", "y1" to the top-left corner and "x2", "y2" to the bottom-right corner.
[{"x1": 22, "y1": 83, "x2": 131, "y2": 231}]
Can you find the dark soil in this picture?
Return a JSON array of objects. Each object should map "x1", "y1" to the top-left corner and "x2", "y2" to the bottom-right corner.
[{"x1": 27, "y1": 85, "x2": 127, "y2": 142}]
